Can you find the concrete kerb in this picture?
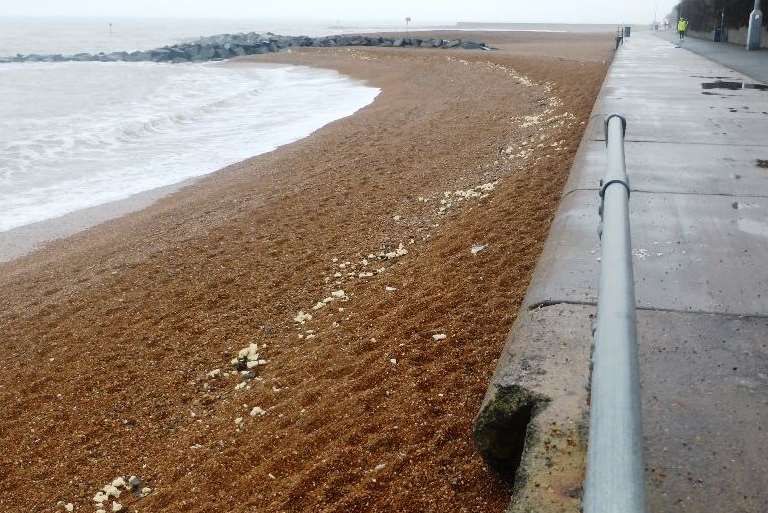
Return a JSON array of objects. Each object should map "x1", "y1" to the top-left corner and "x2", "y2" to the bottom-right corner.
[{"x1": 472, "y1": 46, "x2": 617, "y2": 513}]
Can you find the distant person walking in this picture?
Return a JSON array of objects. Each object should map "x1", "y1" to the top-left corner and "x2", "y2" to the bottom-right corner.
[{"x1": 677, "y1": 17, "x2": 689, "y2": 40}]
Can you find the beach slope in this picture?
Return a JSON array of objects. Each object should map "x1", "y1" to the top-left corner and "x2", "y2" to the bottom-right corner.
[{"x1": 0, "y1": 31, "x2": 612, "y2": 513}]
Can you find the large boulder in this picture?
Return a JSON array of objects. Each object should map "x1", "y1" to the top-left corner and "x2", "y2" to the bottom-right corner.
[
  {"x1": 125, "y1": 51, "x2": 151, "y2": 62},
  {"x1": 460, "y1": 41, "x2": 485, "y2": 49},
  {"x1": 150, "y1": 48, "x2": 174, "y2": 61},
  {"x1": 105, "y1": 52, "x2": 127, "y2": 61}
]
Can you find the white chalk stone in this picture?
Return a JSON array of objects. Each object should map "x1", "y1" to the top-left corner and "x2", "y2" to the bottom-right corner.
[
  {"x1": 293, "y1": 311, "x2": 313, "y2": 324},
  {"x1": 384, "y1": 244, "x2": 408, "y2": 259},
  {"x1": 385, "y1": 286, "x2": 397, "y2": 292},
  {"x1": 471, "y1": 244, "x2": 487, "y2": 255},
  {"x1": 433, "y1": 334, "x2": 448, "y2": 341},
  {"x1": 93, "y1": 491, "x2": 108, "y2": 503},
  {"x1": 331, "y1": 290, "x2": 346, "y2": 299},
  {"x1": 111, "y1": 501, "x2": 123, "y2": 512},
  {"x1": 207, "y1": 369, "x2": 222, "y2": 379},
  {"x1": 64, "y1": 503, "x2": 74, "y2": 512},
  {"x1": 140, "y1": 487, "x2": 152, "y2": 497},
  {"x1": 250, "y1": 406, "x2": 266, "y2": 417},
  {"x1": 111, "y1": 477, "x2": 126, "y2": 488},
  {"x1": 103, "y1": 485, "x2": 120, "y2": 498}
]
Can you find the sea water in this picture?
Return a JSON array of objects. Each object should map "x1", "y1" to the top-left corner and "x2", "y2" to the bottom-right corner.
[{"x1": 0, "y1": 18, "x2": 381, "y2": 232}]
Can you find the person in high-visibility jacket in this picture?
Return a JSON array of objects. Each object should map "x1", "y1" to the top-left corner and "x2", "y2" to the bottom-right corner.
[{"x1": 677, "y1": 17, "x2": 689, "y2": 40}]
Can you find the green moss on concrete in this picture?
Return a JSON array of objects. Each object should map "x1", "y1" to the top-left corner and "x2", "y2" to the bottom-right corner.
[{"x1": 474, "y1": 384, "x2": 550, "y2": 480}]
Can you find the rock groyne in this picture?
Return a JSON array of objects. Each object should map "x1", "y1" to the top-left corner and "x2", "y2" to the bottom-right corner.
[{"x1": 1, "y1": 33, "x2": 492, "y2": 64}]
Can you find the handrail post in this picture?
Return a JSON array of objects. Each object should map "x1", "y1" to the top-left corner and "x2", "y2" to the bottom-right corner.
[{"x1": 583, "y1": 115, "x2": 647, "y2": 513}]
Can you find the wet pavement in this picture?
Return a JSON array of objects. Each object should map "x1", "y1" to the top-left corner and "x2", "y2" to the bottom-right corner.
[
  {"x1": 479, "y1": 32, "x2": 768, "y2": 512},
  {"x1": 655, "y1": 29, "x2": 768, "y2": 84}
]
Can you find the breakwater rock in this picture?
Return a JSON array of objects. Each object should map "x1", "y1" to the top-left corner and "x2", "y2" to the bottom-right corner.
[{"x1": 0, "y1": 33, "x2": 492, "y2": 64}]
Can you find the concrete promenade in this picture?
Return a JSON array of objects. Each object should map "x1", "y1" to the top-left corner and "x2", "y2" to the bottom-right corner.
[{"x1": 477, "y1": 32, "x2": 768, "y2": 513}]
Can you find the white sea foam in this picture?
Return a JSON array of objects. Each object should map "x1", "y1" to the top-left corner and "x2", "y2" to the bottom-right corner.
[{"x1": 0, "y1": 61, "x2": 379, "y2": 232}]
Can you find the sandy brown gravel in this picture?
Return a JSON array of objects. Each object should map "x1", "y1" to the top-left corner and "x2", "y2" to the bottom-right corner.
[{"x1": 0, "y1": 31, "x2": 613, "y2": 513}]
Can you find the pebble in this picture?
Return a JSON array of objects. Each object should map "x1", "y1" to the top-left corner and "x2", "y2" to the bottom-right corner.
[
  {"x1": 128, "y1": 475, "x2": 142, "y2": 490},
  {"x1": 389, "y1": 358, "x2": 397, "y2": 364},
  {"x1": 471, "y1": 244, "x2": 488, "y2": 255},
  {"x1": 93, "y1": 492, "x2": 108, "y2": 503},
  {"x1": 111, "y1": 501, "x2": 123, "y2": 512},
  {"x1": 293, "y1": 311, "x2": 313, "y2": 324},
  {"x1": 385, "y1": 286, "x2": 397, "y2": 292},
  {"x1": 64, "y1": 504, "x2": 74, "y2": 512},
  {"x1": 111, "y1": 477, "x2": 126, "y2": 488},
  {"x1": 383, "y1": 244, "x2": 408, "y2": 259},
  {"x1": 206, "y1": 368, "x2": 222, "y2": 379},
  {"x1": 331, "y1": 289, "x2": 347, "y2": 299},
  {"x1": 103, "y1": 485, "x2": 120, "y2": 499},
  {"x1": 433, "y1": 334, "x2": 448, "y2": 341},
  {"x1": 250, "y1": 406, "x2": 266, "y2": 417},
  {"x1": 141, "y1": 487, "x2": 152, "y2": 497},
  {"x1": 235, "y1": 417, "x2": 244, "y2": 426}
]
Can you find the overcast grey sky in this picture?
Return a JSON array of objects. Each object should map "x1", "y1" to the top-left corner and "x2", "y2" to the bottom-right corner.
[{"x1": 1, "y1": 0, "x2": 680, "y2": 24}]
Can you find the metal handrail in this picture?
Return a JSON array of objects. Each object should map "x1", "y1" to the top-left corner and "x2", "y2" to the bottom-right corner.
[{"x1": 583, "y1": 115, "x2": 648, "y2": 513}]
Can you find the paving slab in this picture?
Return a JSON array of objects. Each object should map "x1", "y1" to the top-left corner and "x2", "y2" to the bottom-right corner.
[
  {"x1": 526, "y1": 190, "x2": 768, "y2": 316},
  {"x1": 639, "y1": 310, "x2": 768, "y2": 513},
  {"x1": 565, "y1": 140, "x2": 768, "y2": 197}
]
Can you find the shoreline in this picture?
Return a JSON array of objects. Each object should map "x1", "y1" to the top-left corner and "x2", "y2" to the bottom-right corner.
[
  {"x1": 0, "y1": 31, "x2": 613, "y2": 512},
  {"x1": 0, "y1": 178, "x2": 192, "y2": 263},
  {"x1": 0, "y1": 60, "x2": 379, "y2": 264}
]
